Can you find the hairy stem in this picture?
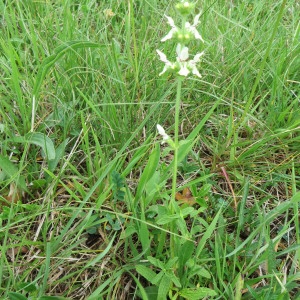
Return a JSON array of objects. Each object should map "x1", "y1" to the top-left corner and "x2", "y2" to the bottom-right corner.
[{"x1": 170, "y1": 77, "x2": 182, "y2": 256}]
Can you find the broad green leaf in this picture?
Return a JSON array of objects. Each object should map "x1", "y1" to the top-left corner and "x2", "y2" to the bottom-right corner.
[
  {"x1": 179, "y1": 287, "x2": 217, "y2": 299},
  {"x1": 151, "y1": 271, "x2": 164, "y2": 285},
  {"x1": 7, "y1": 292, "x2": 27, "y2": 300},
  {"x1": 26, "y1": 132, "x2": 55, "y2": 160},
  {"x1": 13, "y1": 132, "x2": 55, "y2": 160},
  {"x1": 178, "y1": 241, "x2": 195, "y2": 270},
  {"x1": 0, "y1": 154, "x2": 27, "y2": 190},
  {"x1": 157, "y1": 275, "x2": 171, "y2": 300},
  {"x1": 136, "y1": 265, "x2": 157, "y2": 282},
  {"x1": 139, "y1": 218, "x2": 151, "y2": 254},
  {"x1": 48, "y1": 138, "x2": 69, "y2": 172},
  {"x1": 147, "y1": 256, "x2": 165, "y2": 269},
  {"x1": 165, "y1": 257, "x2": 179, "y2": 269},
  {"x1": 0, "y1": 154, "x2": 18, "y2": 177},
  {"x1": 156, "y1": 214, "x2": 179, "y2": 225},
  {"x1": 190, "y1": 266, "x2": 211, "y2": 279},
  {"x1": 180, "y1": 207, "x2": 195, "y2": 217},
  {"x1": 167, "y1": 272, "x2": 181, "y2": 288}
]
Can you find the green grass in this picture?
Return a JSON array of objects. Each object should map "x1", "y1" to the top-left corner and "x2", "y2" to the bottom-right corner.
[{"x1": 0, "y1": 0, "x2": 299, "y2": 299}]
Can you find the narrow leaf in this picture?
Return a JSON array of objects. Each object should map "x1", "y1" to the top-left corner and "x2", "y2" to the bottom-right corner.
[
  {"x1": 179, "y1": 287, "x2": 217, "y2": 299},
  {"x1": 196, "y1": 207, "x2": 222, "y2": 257},
  {"x1": 85, "y1": 233, "x2": 116, "y2": 268},
  {"x1": 135, "y1": 144, "x2": 160, "y2": 201}
]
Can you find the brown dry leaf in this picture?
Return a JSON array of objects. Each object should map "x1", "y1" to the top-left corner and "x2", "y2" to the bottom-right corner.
[
  {"x1": 175, "y1": 187, "x2": 196, "y2": 205},
  {"x1": 4, "y1": 183, "x2": 22, "y2": 204},
  {"x1": 6, "y1": 246, "x2": 29, "y2": 262}
]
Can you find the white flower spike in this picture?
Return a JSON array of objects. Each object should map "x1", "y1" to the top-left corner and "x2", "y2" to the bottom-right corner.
[
  {"x1": 161, "y1": 14, "x2": 204, "y2": 43},
  {"x1": 157, "y1": 124, "x2": 170, "y2": 143}
]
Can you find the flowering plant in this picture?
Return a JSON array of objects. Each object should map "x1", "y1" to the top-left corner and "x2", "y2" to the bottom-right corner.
[{"x1": 155, "y1": 1, "x2": 205, "y2": 236}]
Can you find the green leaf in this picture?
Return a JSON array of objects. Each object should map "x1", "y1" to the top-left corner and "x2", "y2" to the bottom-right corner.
[
  {"x1": 135, "y1": 144, "x2": 160, "y2": 202},
  {"x1": 157, "y1": 275, "x2": 171, "y2": 300},
  {"x1": 178, "y1": 241, "x2": 195, "y2": 270},
  {"x1": 156, "y1": 214, "x2": 179, "y2": 225},
  {"x1": 13, "y1": 132, "x2": 55, "y2": 160},
  {"x1": 0, "y1": 154, "x2": 27, "y2": 190},
  {"x1": 179, "y1": 287, "x2": 217, "y2": 299},
  {"x1": 147, "y1": 256, "x2": 165, "y2": 269},
  {"x1": 139, "y1": 218, "x2": 151, "y2": 253},
  {"x1": 48, "y1": 138, "x2": 69, "y2": 172},
  {"x1": 8, "y1": 292, "x2": 27, "y2": 300},
  {"x1": 267, "y1": 239, "x2": 276, "y2": 273},
  {"x1": 167, "y1": 272, "x2": 181, "y2": 288},
  {"x1": 111, "y1": 170, "x2": 125, "y2": 202},
  {"x1": 165, "y1": 257, "x2": 179, "y2": 269},
  {"x1": 196, "y1": 207, "x2": 222, "y2": 257},
  {"x1": 40, "y1": 297, "x2": 68, "y2": 300},
  {"x1": 151, "y1": 271, "x2": 164, "y2": 285},
  {"x1": 136, "y1": 265, "x2": 157, "y2": 282},
  {"x1": 0, "y1": 154, "x2": 18, "y2": 177},
  {"x1": 180, "y1": 207, "x2": 195, "y2": 217},
  {"x1": 234, "y1": 273, "x2": 244, "y2": 300},
  {"x1": 127, "y1": 271, "x2": 150, "y2": 300},
  {"x1": 85, "y1": 233, "x2": 116, "y2": 268}
]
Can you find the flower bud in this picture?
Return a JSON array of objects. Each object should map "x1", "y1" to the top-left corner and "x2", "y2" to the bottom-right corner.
[
  {"x1": 175, "y1": 30, "x2": 192, "y2": 43},
  {"x1": 175, "y1": 1, "x2": 195, "y2": 16}
]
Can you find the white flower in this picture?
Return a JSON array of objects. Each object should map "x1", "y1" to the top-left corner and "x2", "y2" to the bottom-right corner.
[
  {"x1": 176, "y1": 44, "x2": 189, "y2": 61},
  {"x1": 185, "y1": 14, "x2": 204, "y2": 42},
  {"x1": 161, "y1": 16, "x2": 178, "y2": 42},
  {"x1": 161, "y1": 14, "x2": 204, "y2": 42},
  {"x1": 176, "y1": 45, "x2": 204, "y2": 78},
  {"x1": 188, "y1": 51, "x2": 205, "y2": 78},
  {"x1": 157, "y1": 45, "x2": 204, "y2": 78},
  {"x1": 157, "y1": 124, "x2": 170, "y2": 143},
  {"x1": 156, "y1": 49, "x2": 176, "y2": 76}
]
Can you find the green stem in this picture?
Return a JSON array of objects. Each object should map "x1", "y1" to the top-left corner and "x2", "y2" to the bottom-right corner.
[{"x1": 170, "y1": 77, "x2": 182, "y2": 256}]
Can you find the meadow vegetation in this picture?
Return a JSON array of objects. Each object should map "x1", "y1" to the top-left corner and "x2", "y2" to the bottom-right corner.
[{"x1": 0, "y1": 0, "x2": 299, "y2": 299}]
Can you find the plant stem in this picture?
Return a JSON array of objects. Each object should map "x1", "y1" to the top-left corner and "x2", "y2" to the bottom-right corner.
[{"x1": 170, "y1": 77, "x2": 182, "y2": 256}]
